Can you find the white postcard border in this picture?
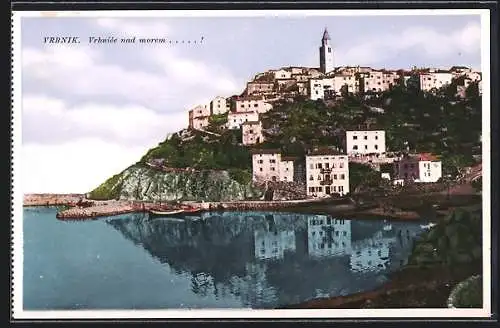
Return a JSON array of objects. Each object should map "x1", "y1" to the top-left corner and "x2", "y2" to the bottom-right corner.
[{"x1": 11, "y1": 9, "x2": 492, "y2": 319}]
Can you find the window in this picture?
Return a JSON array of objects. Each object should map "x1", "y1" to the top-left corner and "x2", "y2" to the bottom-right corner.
[
  {"x1": 254, "y1": 104, "x2": 258, "y2": 107},
  {"x1": 317, "y1": 163, "x2": 323, "y2": 169},
  {"x1": 333, "y1": 186, "x2": 337, "y2": 192},
  {"x1": 364, "y1": 135, "x2": 368, "y2": 140},
  {"x1": 340, "y1": 174, "x2": 345, "y2": 180},
  {"x1": 333, "y1": 174, "x2": 338, "y2": 180},
  {"x1": 353, "y1": 145, "x2": 358, "y2": 150},
  {"x1": 353, "y1": 135, "x2": 358, "y2": 140},
  {"x1": 270, "y1": 159, "x2": 276, "y2": 164},
  {"x1": 318, "y1": 187, "x2": 323, "y2": 192},
  {"x1": 258, "y1": 160, "x2": 263, "y2": 164},
  {"x1": 365, "y1": 145, "x2": 368, "y2": 150},
  {"x1": 309, "y1": 164, "x2": 314, "y2": 169},
  {"x1": 335, "y1": 231, "x2": 339, "y2": 236},
  {"x1": 328, "y1": 47, "x2": 331, "y2": 53},
  {"x1": 375, "y1": 145, "x2": 378, "y2": 150},
  {"x1": 317, "y1": 175, "x2": 322, "y2": 180},
  {"x1": 309, "y1": 187, "x2": 315, "y2": 192},
  {"x1": 240, "y1": 104, "x2": 244, "y2": 108},
  {"x1": 343, "y1": 231, "x2": 347, "y2": 236},
  {"x1": 325, "y1": 163, "x2": 330, "y2": 169},
  {"x1": 339, "y1": 163, "x2": 344, "y2": 168},
  {"x1": 339, "y1": 186, "x2": 344, "y2": 192},
  {"x1": 309, "y1": 175, "x2": 314, "y2": 181},
  {"x1": 259, "y1": 168, "x2": 263, "y2": 171}
]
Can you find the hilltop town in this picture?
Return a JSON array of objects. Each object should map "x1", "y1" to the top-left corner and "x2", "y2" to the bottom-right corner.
[{"x1": 172, "y1": 28, "x2": 482, "y2": 199}]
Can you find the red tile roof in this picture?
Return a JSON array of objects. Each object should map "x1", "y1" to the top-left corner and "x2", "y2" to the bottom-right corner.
[{"x1": 417, "y1": 153, "x2": 439, "y2": 161}]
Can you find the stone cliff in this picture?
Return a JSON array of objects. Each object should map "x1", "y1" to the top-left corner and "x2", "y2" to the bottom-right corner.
[{"x1": 88, "y1": 165, "x2": 264, "y2": 202}]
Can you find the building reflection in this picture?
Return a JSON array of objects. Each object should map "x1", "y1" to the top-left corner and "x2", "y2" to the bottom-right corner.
[
  {"x1": 307, "y1": 215, "x2": 352, "y2": 258},
  {"x1": 350, "y1": 231, "x2": 394, "y2": 273},
  {"x1": 105, "y1": 212, "x2": 424, "y2": 309},
  {"x1": 254, "y1": 215, "x2": 296, "y2": 260}
]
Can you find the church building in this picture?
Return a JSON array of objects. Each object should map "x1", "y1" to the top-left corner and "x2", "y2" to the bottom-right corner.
[{"x1": 319, "y1": 28, "x2": 335, "y2": 74}]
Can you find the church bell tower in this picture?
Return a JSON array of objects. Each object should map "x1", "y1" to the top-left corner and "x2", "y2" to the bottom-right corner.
[{"x1": 319, "y1": 27, "x2": 334, "y2": 74}]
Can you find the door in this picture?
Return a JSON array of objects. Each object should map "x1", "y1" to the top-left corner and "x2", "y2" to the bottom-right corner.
[{"x1": 325, "y1": 186, "x2": 331, "y2": 194}]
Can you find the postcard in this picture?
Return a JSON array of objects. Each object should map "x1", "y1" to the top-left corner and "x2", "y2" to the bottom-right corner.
[{"x1": 11, "y1": 9, "x2": 492, "y2": 319}]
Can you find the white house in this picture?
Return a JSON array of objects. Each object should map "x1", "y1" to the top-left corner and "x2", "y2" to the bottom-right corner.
[
  {"x1": 309, "y1": 78, "x2": 335, "y2": 100},
  {"x1": 210, "y1": 96, "x2": 228, "y2": 115},
  {"x1": 252, "y1": 150, "x2": 295, "y2": 183},
  {"x1": 307, "y1": 215, "x2": 352, "y2": 258},
  {"x1": 333, "y1": 74, "x2": 359, "y2": 94},
  {"x1": 188, "y1": 104, "x2": 211, "y2": 129},
  {"x1": 227, "y1": 110, "x2": 259, "y2": 130},
  {"x1": 190, "y1": 116, "x2": 210, "y2": 130},
  {"x1": 464, "y1": 70, "x2": 482, "y2": 82},
  {"x1": 361, "y1": 69, "x2": 398, "y2": 93},
  {"x1": 393, "y1": 153, "x2": 442, "y2": 183},
  {"x1": 306, "y1": 149, "x2": 350, "y2": 197},
  {"x1": 235, "y1": 96, "x2": 273, "y2": 114},
  {"x1": 273, "y1": 68, "x2": 293, "y2": 80},
  {"x1": 345, "y1": 129, "x2": 386, "y2": 155},
  {"x1": 419, "y1": 71, "x2": 454, "y2": 92},
  {"x1": 242, "y1": 121, "x2": 265, "y2": 145}
]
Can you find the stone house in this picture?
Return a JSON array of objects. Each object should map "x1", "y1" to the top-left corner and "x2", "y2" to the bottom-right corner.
[
  {"x1": 393, "y1": 153, "x2": 442, "y2": 183},
  {"x1": 251, "y1": 149, "x2": 295, "y2": 183},
  {"x1": 242, "y1": 121, "x2": 265, "y2": 145},
  {"x1": 305, "y1": 148, "x2": 350, "y2": 197},
  {"x1": 227, "y1": 110, "x2": 259, "y2": 130}
]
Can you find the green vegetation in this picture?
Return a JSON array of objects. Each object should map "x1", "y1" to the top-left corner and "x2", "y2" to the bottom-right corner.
[
  {"x1": 141, "y1": 129, "x2": 251, "y2": 170},
  {"x1": 448, "y1": 275, "x2": 483, "y2": 308},
  {"x1": 88, "y1": 173, "x2": 123, "y2": 200},
  {"x1": 408, "y1": 208, "x2": 482, "y2": 267},
  {"x1": 348, "y1": 163, "x2": 384, "y2": 193},
  {"x1": 207, "y1": 113, "x2": 228, "y2": 133},
  {"x1": 258, "y1": 84, "x2": 481, "y2": 163},
  {"x1": 471, "y1": 177, "x2": 482, "y2": 193},
  {"x1": 228, "y1": 168, "x2": 253, "y2": 185}
]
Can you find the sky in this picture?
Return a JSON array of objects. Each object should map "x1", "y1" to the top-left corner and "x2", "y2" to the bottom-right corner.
[{"x1": 19, "y1": 12, "x2": 483, "y2": 194}]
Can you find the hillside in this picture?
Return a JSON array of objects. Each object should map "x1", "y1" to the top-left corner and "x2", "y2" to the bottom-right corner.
[{"x1": 88, "y1": 83, "x2": 481, "y2": 201}]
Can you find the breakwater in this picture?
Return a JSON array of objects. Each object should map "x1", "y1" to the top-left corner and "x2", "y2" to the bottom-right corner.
[
  {"x1": 24, "y1": 194, "x2": 86, "y2": 206},
  {"x1": 55, "y1": 198, "x2": 338, "y2": 220}
]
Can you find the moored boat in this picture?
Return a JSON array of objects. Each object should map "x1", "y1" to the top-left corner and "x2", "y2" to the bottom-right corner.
[{"x1": 148, "y1": 208, "x2": 185, "y2": 218}]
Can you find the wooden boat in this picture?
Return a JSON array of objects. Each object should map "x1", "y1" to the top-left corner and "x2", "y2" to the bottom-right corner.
[
  {"x1": 181, "y1": 207, "x2": 202, "y2": 214},
  {"x1": 148, "y1": 208, "x2": 185, "y2": 218}
]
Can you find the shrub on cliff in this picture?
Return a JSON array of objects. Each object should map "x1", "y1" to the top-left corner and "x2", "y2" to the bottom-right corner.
[
  {"x1": 228, "y1": 168, "x2": 252, "y2": 185},
  {"x1": 88, "y1": 173, "x2": 123, "y2": 200}
]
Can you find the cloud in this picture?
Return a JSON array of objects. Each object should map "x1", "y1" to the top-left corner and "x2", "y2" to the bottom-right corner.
[
  {"x1": 22, "y1": 19, "x2": 242, "y2": 112},
  {"x1": 22, "y1": 94, "x2": 186, "y2": 146},
  {"x1": 21, "y1": 138, "x2": 149, "y2": 194},
  {"x1": 333, "y1": 22, "x2": 481, "y2": 66},
  {"x1": 20, "y1": 17, "x2": 245, "y2": 194}
]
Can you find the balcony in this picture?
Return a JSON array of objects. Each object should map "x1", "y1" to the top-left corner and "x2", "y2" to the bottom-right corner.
[
  {"x1": 320, "y1": 179, "x2": 333, "y2": 186},
  {"x1": 320, "y1": 168, "x2": 332, "y2": 174}
]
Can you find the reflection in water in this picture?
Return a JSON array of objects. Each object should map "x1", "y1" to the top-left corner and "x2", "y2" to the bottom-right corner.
[{"x1": 105, "y1": 212, "x2": 424, "y2": 308}]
